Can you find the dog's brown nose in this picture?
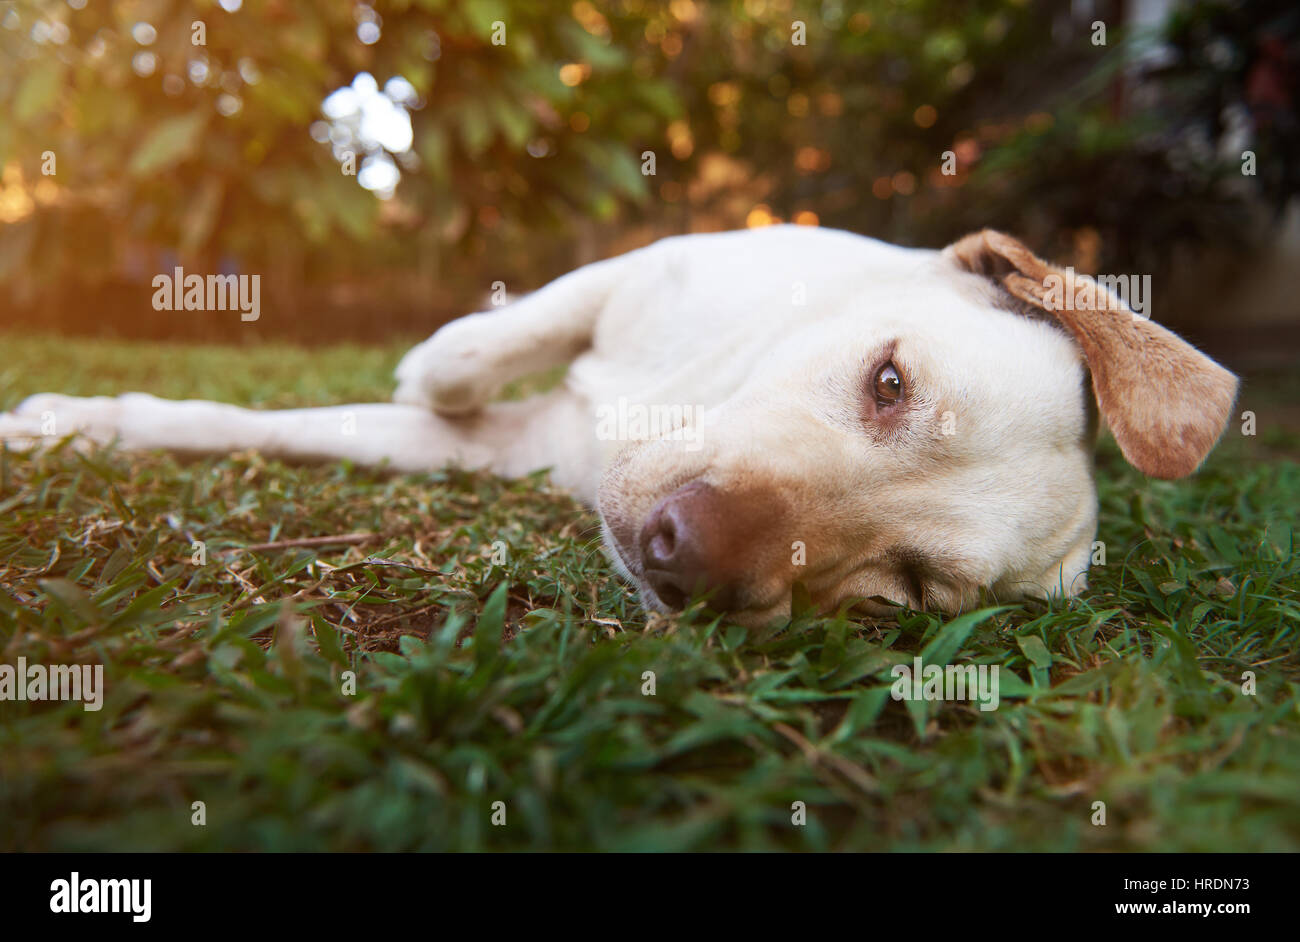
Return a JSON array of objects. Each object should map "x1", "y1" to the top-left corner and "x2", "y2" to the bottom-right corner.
[{"x1": 639, "y1": 481, "x2": 740, "y2": 611}]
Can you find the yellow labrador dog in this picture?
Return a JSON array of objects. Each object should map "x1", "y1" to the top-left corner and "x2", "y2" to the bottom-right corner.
[{"x1": 3, "y1": 228, "x2": 1237, "y2": 625}]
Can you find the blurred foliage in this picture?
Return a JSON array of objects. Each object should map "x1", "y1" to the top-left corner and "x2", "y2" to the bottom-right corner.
[
  {"x1": 0, "y1": 0, "x2": 690, "y2": 316},
  {"x1": 0, "y1": 0, "x2": 1296, "y2": 336}
]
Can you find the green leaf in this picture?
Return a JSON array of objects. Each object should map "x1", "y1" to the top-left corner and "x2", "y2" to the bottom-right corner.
[
  {"x1": 475, "y1": 582, "x2": 508, "y2": 668},
  {"x1": 490, "y1": 98, "x2": 532, "y2": 150},
  {"x1": 462, "y1": 0, "x2": 509, "y2": 33},
  {"x1": 312, "y1": 615, "x2": 347, "y2": 666},
  {"x1": 995, "y1": 668, "x2": 1036, "y2": 699},
  {"x1": 15, "y1": 59, "x2": 65, "y2": 122},
  {"x1": 597, "y1": 145, "x2": 649, "y2": 200},
  {"x1": 905, "y1": 695, "x2": 928, "y2": 739},
  {"x1": 419, "y1": 125, "x2": 451, "y2": 182},
  {"x1": 1017, "y1": 634, "x2": 1053, "y2": 668},
  {"x1": 828, "y1": 686, "x2": 892, "y2": 743},
  {"x1": 458, "y1": 105, "x2": 494, "y2": 158},
  {"x1": 38, "y1": 578, "x2": 100, "y2": 630},
  {"x1": 128, "y1": 112, "x2": 209, "y2": 177},
  {"x1": 920, "y1": 605, "x2": 1012, "y2": 666},
  {"x1": 179, "y1": 176, "x2": 225, "y2": 256},
  {"x1": 823, "y1": 645, "x2": 904, "y2": 689},
  {"x1": 636, "y1": 81, "x2": 683, "y2": 120}
]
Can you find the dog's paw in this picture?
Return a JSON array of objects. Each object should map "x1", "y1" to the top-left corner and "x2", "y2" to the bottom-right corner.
[
  {"x1": 0, "y1": 411, "x2": 45, "y2": 447},
  {"x1": 393, "y1": 315, "x2": 501, "y2": 415},
  {"x1": 1, "y1": 393, "x2": 125, "y2": 446}
]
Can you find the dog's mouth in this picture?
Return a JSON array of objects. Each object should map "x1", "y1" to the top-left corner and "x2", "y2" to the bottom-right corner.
[{"x1": 597, "y1": 515, "x2": 641, "y2": 586}]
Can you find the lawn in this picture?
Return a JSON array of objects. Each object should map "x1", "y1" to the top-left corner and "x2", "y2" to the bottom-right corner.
[{"x1": 1, "y1": 332, "x2": 1297, "y2": 852}]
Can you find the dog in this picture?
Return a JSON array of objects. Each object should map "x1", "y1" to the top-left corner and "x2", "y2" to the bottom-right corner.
[{"x1": 1, "y1": 227, "x2": 1238, "y2": 625}]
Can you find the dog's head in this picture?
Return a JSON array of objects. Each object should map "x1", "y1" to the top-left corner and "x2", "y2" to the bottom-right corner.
[{"x1": 597, "y1": 230, "x2": 1238, "y2": 625}]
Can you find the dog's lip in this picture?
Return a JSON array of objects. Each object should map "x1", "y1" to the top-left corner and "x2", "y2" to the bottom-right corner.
[
  {"x1": 598, "y1": 510, "x2": 640, "y2": 569},
  {"x1": 639, "y1": 564, "x2": 793, "y2": 617},
  {"x1": 599, "y1": 517, "x2": 641, "y2": 585}
]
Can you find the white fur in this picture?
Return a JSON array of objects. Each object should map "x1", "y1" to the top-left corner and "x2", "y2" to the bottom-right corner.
[{"x1": 2, "y1": 226, "x2": 1107, "y2": 623}]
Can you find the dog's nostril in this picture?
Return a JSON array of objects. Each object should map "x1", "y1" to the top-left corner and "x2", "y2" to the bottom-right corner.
[
  {"x1": 637, "y1": 481, "x2": 740, "y2": 612},
  {"x1": 642, "y1": 509, "x2": 676, "y2": 568},
  {"x1": 648, "y1": 515, "x2": 676, "y2": 562}
]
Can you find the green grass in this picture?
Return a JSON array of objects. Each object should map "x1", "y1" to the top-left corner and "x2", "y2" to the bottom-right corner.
[{"x1": 1, "y1": 332, "x2": 1298, "y2": 851}]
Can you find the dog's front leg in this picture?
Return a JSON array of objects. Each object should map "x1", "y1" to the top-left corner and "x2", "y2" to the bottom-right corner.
[
  {"x1": 0, "y1": 393, "x2": 498, "y2": 473},
  {"x1": 393, "y1": 252, "x2": 629, "y2": 415},
  {"x1": 0, "y1": 390, "x2": 598, "y2": 496}
]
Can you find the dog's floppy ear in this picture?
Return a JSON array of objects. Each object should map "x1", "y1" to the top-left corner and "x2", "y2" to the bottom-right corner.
[{"x1": 946, "y1": 229, "x2": 1238, "y2": 479}]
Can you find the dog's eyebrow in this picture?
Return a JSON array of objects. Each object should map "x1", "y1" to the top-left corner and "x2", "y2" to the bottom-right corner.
[{"x1": 869, "y1": 338, "x2": 900, "y2": 369}]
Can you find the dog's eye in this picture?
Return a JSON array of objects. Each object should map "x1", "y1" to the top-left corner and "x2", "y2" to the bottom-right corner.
[{"x1": 874, "y1": 363, "x2": 903, "y2": 406}]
